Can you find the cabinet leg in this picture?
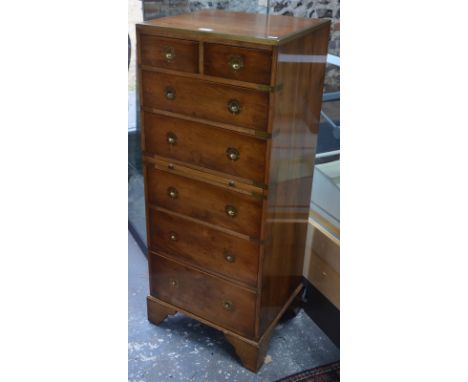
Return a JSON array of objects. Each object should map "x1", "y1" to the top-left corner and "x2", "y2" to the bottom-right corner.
[
  {"x1": 224, "y1": 332, "x2": 273, "y2": 373},
  {"x1": 147, "y1": 296, "x2": 177, "y2": 325}
]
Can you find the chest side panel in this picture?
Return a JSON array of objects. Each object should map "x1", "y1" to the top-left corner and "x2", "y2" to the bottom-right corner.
[{"x1": 258, "y1": 24, "x2": 331, "y2": 336}]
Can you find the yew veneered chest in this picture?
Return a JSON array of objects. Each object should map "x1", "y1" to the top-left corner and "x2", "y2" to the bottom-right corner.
[{"x1": 137, "y1": 10, "x2": 330, "y2": 372}]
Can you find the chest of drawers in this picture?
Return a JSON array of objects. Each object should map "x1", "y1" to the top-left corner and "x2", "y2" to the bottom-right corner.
[{"x1": 137, "y1": 10, "x2": 330, "y2": 372}]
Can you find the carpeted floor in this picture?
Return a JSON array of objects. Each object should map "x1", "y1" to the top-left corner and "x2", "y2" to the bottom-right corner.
[{"x1": 276, "y1": 361, "x2": 339, "y2": 381}]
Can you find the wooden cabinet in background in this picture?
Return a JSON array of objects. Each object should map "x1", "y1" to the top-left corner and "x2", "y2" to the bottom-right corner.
[{"x1": 137, "y1": 10, "x2": 330, "y2": 372}]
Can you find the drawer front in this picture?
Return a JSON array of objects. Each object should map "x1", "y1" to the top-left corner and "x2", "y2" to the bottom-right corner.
[
  {"x1": 204, "y1": 43, "x2": 272, "y2": 85},
  {"x1": 150, "y1": 254, "x2": 256, "y2": 337},
  {"x1": 146, "y1": 168, "x2": 262, "y2": 238},
  {"x1": 141, "y1": 71, "x2": 269, "y2": 131},
  {"x1": 139, "y1": 34, "x2": 199, "y2": 73},
  {"x1": 143, "y1": 112, "x2": 267, "y2": 183},
  {"x1": 149, "y1": 209, "x2": 259, "y2": 286},
  {"x1": 308, "y1": 250, "x2": 340, "y2": 309}
]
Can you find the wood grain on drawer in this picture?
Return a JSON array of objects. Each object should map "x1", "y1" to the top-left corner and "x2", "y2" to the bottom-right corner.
[
  {"x1": 139, "y1": 35, "x2": 199, "y2": 73},
  {"x1": 204, "y1": 43, "x2": 272, "y2": 84},
  {"x1": 141, "y1": 70, "x2": 269, "y2": 131},
  {"x1": 150, "y1": 254, "x2": 256, "y2": 337},
  {"x1": 149, "y1": 209, "x2": 259, "y2": 286},
  {"x1": 143, "y1": 112, "x2": 267, "y2": 183},
  {"x1": 146, "y1": 167, "x2": 263, "y2": 238}
]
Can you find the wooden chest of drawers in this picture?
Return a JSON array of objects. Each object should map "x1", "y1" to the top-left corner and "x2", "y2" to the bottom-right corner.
[{"x1": 137, "y1": 10, "x2": 330, "y2": 372}]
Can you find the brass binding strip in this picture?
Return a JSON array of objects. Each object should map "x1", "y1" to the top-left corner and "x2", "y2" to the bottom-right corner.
[
  {"x1": 145, "y1": 156, "x2": 267, "y2": 199},
  {"x1": 256, "y1": 83, "x2": 284, "y2": 93}
]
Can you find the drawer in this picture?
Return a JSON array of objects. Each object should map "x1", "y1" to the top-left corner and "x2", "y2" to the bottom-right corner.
[
  {"x1": 146, "y1": 167, "x2": 263, "y2": 238},
  {"x1": 204, "y1": 43, "x2": 272, "y2": 85},
  {"x1": 141, "y1": 71, "x2": 269, "y2": 131},
  {"x1": 150, "y1": 254, "x2": 256, "y2": 337},
  {"x1": 143, "y1": 112, "x2": 267, "y2": 183},
  {"x1": 139, "y1": 34, "x2": 199, "y2": 73},
  {"x1": 308, "y1": 251, "x2": 339, "y2": 309},
  {"x1": 149, "y1": 209, "x2": 259, "y2": 286}
]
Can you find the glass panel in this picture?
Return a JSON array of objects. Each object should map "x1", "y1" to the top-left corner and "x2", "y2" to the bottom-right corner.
[
  {"x1": 312, "y1": 14, "x2": 340, "y2": 238},
  {"x1": 128, "y1": 0, "x2": 145, "y2": 246}
]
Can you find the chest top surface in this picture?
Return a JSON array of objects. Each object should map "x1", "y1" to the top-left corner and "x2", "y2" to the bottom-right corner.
[{"x1": 136, "y1": 10, "x2": 329, "y2": 45}]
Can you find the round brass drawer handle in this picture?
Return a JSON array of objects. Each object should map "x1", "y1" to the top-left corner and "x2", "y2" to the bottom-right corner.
[
  {"x1": 166, "y1": 131, "x2": 177, "y2": 145},
  {"x1": 163, "y1": 46, "x2": 175, "y2": 62},
  {"x1": 226, "y1": 147, "x2": 240, "y2": 161},
  {"x1": 228, "y1": 54, "x2": 244, "y2": 71},
  {"x1": 167, "y1": 187, "x2": 178, "y2": 199},
  {"x1": 224, "y1": 251, "x2": 236, "y2": 263},
  {"x1": 165, "y1": 87, "x2": 176, "y2": 100},
  {"x1": 227, "y1": 99, "x2": 241, "y2": 115},
  {"x1": 225, "y1": 205, "x2": 238, "y2": 218},
  {"x1": 169, "y1": 231, "x2": 178, "y2": 241},
  {"x1": 223, "y1": 300, "x2": 234, "y2": 311},
  {"x1": 169, "y1": 278, "x2": 178, "y2": 288}
]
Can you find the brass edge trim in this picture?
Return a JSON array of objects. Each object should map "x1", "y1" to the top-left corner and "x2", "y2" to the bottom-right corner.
[
  {"x1": 256, "y1": 83, "x2": 283, "y2": 93},
  {"x1": 140, "y1": 107, "x2": 271, "y2": 141},
  {"x1": 256, "y1": 84, "x2": 271, "y2": 92},
  {"x1": 147, "y1": 295, "x2": 259, "y2": 345},
  {"x1": 254, "y1": 130, "x2": 272, "y2": 139},
  {"x1": 149, "y1": 250, "x2": 257, "y2": 293}
]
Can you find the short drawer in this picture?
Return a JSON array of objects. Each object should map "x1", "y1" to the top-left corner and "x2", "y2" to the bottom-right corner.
[
  {"x1": 307, "y1": 250, "x2": 340, "y2": 309},
  {"x1": 150, "y1": 254, "x2": 256, "y2": 337},
  {"x1": 204, "y1": 43, "x2": 272, "y2": 85},
  {"x1": 149, "y1": 209, "x2": 259, "y2": 286},
  {"x1": 139, "y1": 34, "x2": 199, "y2": 73},
  {"x1": 146, "y1": 167, "x2": 263, "y2": 238},
  {"x1": 141, "y1": 71, "x2": 269, "y2": 131},
  {"x1": 143, "y1": 112, "x2": 267, "y2": 183}
]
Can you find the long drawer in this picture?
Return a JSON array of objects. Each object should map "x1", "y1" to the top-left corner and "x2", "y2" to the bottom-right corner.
[
  {"x1": 150, "y1": 254, "x2": 256, "y2": 337},
  {"x1": 141, "y1": 70, "x2": 269, "y2": 131},
  {"x1": 149, "y1": 209, "x2": 259, "y2": 286},
  {"x1": 143, "y1": 112, "x2": 267, "y2": 183},
  {"x1": 146, "y1": 167, "x2": 263, "y2": 238}
]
